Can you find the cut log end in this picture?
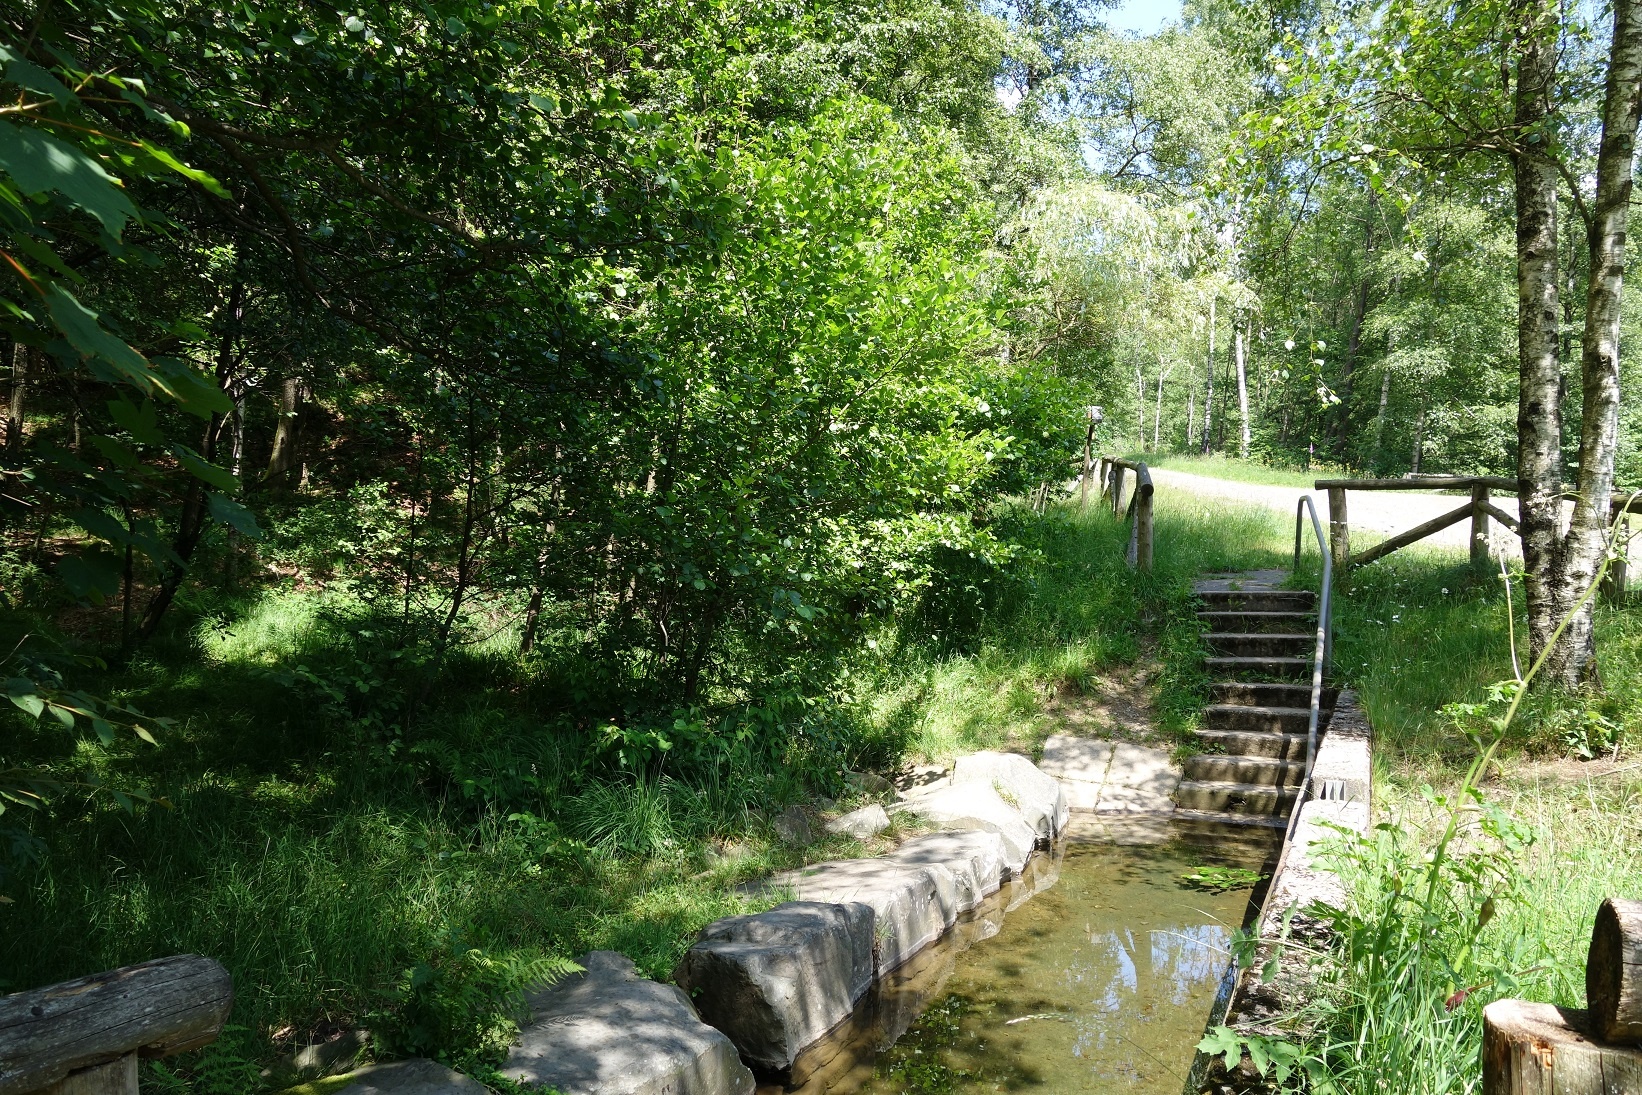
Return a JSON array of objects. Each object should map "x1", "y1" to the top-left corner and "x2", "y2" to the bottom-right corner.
[
  {"x1": 1587, "y1": 897, "x2": 1642, "y2": 1045},
  {"x1": 1483, "y1": 1000, "x2": 1642, "y2": 1093}
]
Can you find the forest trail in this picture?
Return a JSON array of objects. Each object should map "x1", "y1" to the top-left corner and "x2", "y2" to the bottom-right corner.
[{"x1": 1148, "y1": 467, "x2": 1524, "y2": 560}]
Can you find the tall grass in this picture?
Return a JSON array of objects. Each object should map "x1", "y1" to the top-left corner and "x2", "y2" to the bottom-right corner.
[
  {"x1": 1223, "y1": 536, "x2": 1642, "y2": 1094},
  {"x1": 864, "y1": 486, "x2": 1292, "y2": 761}
]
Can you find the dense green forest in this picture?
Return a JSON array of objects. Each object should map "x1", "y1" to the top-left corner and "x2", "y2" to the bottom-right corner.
[{"x1": 5, "y1": 0, "x2": 1642, "y2": 1089}]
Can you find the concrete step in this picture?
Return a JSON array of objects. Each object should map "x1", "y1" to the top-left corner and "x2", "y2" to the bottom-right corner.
[
  {"x1": 1207, "y1": 632, "x2": 1315, "y2": 658},
  {"x1": 1204, "y1": 655, "x2": 1311, "y2": 680},
  {"x1": 1204, "y1": 704, "x2": 1312, "y2": 733},
  {"x1": 1195, "y1": 728, "x2": 1311, "y2": 759},
  {"x1": 1196, "y1": 589, "x2": 1315, "y2": 613},
  {"x1": 1170, "y1": 808, "x2": 1290, "y2": 831},
  {"x1": 1184, "y1": 754, "x2": 1307, "y2": 787},
  {"x1": 1211, "y1": 682, "x2": 1338, "y2": 709},
  {"x1": 1173, "y1": 780, "x2": 1300, "y2": 816},
  {"x1": 1197, "y1": 610, "x2": 1317, "y2": 634}
]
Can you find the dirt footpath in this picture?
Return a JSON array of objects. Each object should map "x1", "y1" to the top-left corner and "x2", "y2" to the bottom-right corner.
[{"x1": 1147, "y1": 467, "x2": 1523, "y2": 560}]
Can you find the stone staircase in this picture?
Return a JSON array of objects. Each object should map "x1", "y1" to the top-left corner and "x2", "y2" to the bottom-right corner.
[{"x1": 1174, "y1": 571, "x2": 1334, "y2": 829}]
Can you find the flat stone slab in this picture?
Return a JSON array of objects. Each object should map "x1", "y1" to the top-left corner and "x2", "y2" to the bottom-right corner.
[
  {"x1": 674, "y1": 902, "x2": 873, "y2": 1072},
  {"x1": 1193, "y1": 568, "x2": 1289, "y2": 592},
  {"x1": 952, "y1": 751, "x2": 1068, "y2": 839},
  {"x1": 503, "y1": 951, "x2": 754, "y2": 1095},
  {"x1": 1039, "y1": 736, "x2": 1113, "y2": 782},
  {"x1": 329, "y1": 1059, "x2": 487, "y2": 1095},
  {"x1": 1096, "y1": 743, "x2": 1179, "y2": 814},
  {"x1": 1039, "y1": 735, "x2": 1179, "y2": 814},
  {"x1": 887, "y1": 830, "x2": 1006, "y2": 914},
  {"x1": 770, "y1": 858, "x2": 953, "y2": 974},
  {"x1": 899, "y1": 783, "x2": 1034, "y2": 875},
  {"x1": 825, "y1": 804, "x2": 890, "y2": 840}
]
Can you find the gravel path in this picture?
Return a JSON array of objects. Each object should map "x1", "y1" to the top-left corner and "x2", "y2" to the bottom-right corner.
[{"x1": 1147, "y1": 467, "x2": 1522, "y2": 560}]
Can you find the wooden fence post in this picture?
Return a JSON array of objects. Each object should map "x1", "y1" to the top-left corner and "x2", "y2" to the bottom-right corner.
[
  {"x1": 1110, "y1": 465, "x2": 1127, "y2": 518},
  {"x1": 1327, "y1": 487, "x2": 1349, "y2": 577},
  {"x1": 1604, "y1": 499, "x2": 1632, "y2": 604},
  {"x1": 1471, "y1": 483, "x2": 1492, "y2": 567},
  {"x1": 1135, "y1": 467, "x2": 1154, "y2": 572}
]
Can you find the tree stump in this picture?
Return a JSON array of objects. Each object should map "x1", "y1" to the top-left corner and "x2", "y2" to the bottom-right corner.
[
  {"x1": 1482, "y1": 1000, "x2": 1642, "y2": 1093},
  {"x1": 1588, "y1": 898, "x2": 1642, "y2": 1044}
]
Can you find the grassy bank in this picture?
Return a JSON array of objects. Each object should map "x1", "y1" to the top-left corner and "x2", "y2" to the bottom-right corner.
[
  {"x1": 1, "y1": 492, "x2": 1290, "y2": 1090},
  {"x1": 1265, "y1": 539, "x2": 1642, "y2": 1094},
  {"x1": 1119, "y1": 451, "x2": 1337, "y2": 489}
]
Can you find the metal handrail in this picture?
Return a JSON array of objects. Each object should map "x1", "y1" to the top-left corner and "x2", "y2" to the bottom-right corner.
[{"x1": 1286, "y1": 496, "x2": 1334, "y2": 847}]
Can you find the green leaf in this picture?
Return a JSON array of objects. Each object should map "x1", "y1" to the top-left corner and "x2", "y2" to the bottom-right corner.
[
  {"x1": 174, "y1": 446, "x2": 238, "y2": 490},
  {"x1": 108, "y1": 398, "x2": 166, "y2": 446},
  {"x1": 137, "y1": 141, "x2": 230, "y2": 197},
  {"x1": 0, "y1": 45, "x2": 78, "y2": 107},
  {"x1": 56, "y1": 552, "x2": 121, "y2": 603},
  {"x1": 9, "y1": 693, "x2": 44, "y2": 718},
  {"x1": 45, "y1": 703, "x2": 75, "y2": 730},
  {"x1": 45, "y1": 287, "x2": 154, "y2": 387},
  {"x1": 0, "y1": 120, "x2": 136, "y2": 238},
  {"x1": 208, "y1": 493, "x2": 262, "y2": 538}
]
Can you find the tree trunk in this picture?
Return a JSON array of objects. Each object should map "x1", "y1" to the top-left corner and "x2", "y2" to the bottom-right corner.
[
  {"x1": 1203, "y1": 297, "x2": 1216, "y2": 452},
  {"x1": 1513, "y1": 0, "x2": 1570, "y2": 679},
  {"x1": 265, "y1": 376, "x2": 307, "y2": 483},
  {"x1": 1235, "y1": 322, "x2": 1251, "y2": 458},
  {"x1": 6, "y1": 342, "x2": 26, "y2": 450},
  {"x1": 1411, "y1": 401, "x2": 1426, "y2": 473},
  {"x1": 1547, "y1": 0, "x2": 1642, "y2": 686},
  {"x1": 1134, "y1": 362, "x2": 1145, "y2": 450},
  {"x1": 1373, "y1": 370, "x2": 1392, "y2": 471},
  {"x1": 1186, "y1": 365, "x2": 1196, "y2": 450},
  {"x1": 1153, "y1": 365, "x2": 1168, "y2": 450}
]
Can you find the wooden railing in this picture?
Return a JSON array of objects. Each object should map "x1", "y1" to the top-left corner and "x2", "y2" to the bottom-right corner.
[
  {"x1": 1318, "y1": 477, "x2": 1640, "y2": 599},
  {"x1": 0, "y1": 955, "x2": 231, "y2": 1094},
  {"x1": 1313, "y1": 475, "x2": 1519, "y2": 575},
  {"x1": 1484, "y1": 897, "x2": 1642, "y2": 1092},
  {"x1": 1084, "y1": 457, "x2": 1153, "y2": 571}
]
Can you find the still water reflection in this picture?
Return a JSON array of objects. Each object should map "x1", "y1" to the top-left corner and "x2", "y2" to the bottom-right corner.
[{"x1": 772, "y1": 825, "x2": 1269, "y2": 1095}]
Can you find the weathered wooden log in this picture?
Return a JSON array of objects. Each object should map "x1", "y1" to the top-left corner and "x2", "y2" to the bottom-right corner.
[
  {"x1": 1348, "y1": 501, "x2": 1474, "y2": 569},
  {"x1": 1480, "y1": 500, "x2": 1521, "y2": 532},
  {"x1": 1327, "y1": 486, "x2": 1349, "y2": 576},
  {"x1": 1588, "y1": 898, "x2": 1642, "y2": 1045},
  {"x1": 1482, "y1": 1000, "x2": 1642, "y2": 1093},
  {"x1": 0, "y1": 955, "x2": 232, "y2": 1095},
  {"x1": 1314, "y1": 475, "x2": 1519, "y2": 491},
  {"x1": 1134, "y1": 464, "x2": 1154, "y2": 572},
  {"x1": 1471, "y1": 485, "x2": 1492, "y2": 565},
  {"x1": 47, "y1": 1055, "x2": 136, "y2": 1095}
]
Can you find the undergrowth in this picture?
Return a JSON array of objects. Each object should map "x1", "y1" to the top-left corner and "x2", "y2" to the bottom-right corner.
[{"x1": 2, "y1": 491, "x2": 1288, "y2": 1092}]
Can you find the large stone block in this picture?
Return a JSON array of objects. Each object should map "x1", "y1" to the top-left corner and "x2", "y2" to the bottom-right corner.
[
  {"x1": 952, "y1": 751, "x2": 1069, "y2": 840},
  {"x1": 771, "y1": 858, "x2": 953, "y2": 974},
  {"x1": 902, "y1": 783, "x2": 1035, "y2": 875},
  {"x1": 502, "y1": 951, "x2": 754, "y2": 1095},
  {"x1": 673, "y1": 901, "x2": 874, "y2": 1073},
  {"x1": 886, "y1": 830, "x2": 1006, "y2": 914},
  {"x1": 825, "y1": 804, "x2": 891, "y2": 840}
]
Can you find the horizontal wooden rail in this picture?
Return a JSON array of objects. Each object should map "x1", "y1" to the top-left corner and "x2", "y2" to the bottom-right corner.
[
  {"x1": 0, "y1": 955, "x2": 232, "y2": 1095},
  {"x1": 1348, "y1": 502, "x2": 1474, "y2": 569},
  {"x1": 1314, "y1": 475, "x2": 1519, "y2": 491}
]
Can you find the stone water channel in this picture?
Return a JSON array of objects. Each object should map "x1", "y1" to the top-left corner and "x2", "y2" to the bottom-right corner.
[
  {"x1": 774, "y1": 818, "x2": 1280, "y2": 1095},
  {"x1": 306, "y1": 717, "x2": 1374, "y2": 1095}
]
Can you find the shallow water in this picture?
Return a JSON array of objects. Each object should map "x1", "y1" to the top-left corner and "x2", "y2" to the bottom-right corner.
[{"x1": 770, "y1": 823, "x2": 1274, "y2": 1095}]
